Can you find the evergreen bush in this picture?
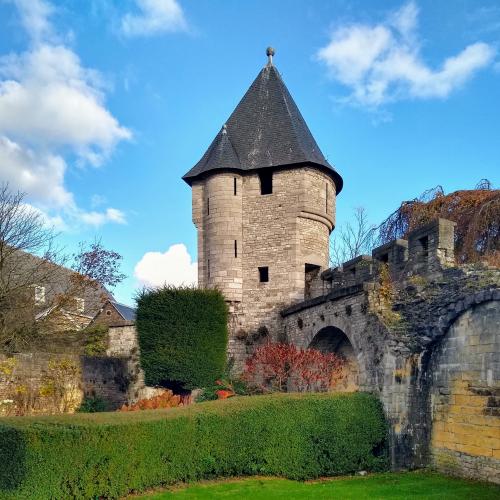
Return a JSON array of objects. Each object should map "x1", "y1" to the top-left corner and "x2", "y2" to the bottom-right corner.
[
  {"x1": 0, "y1": 393, "x2": 388, "y2": 499},
  {"x1": 136, "y1": 286, "x2": 228, "y2": 390}
]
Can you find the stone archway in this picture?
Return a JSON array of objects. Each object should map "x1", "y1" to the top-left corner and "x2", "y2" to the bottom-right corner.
[{"x1": 309, "y1": 326, "x2": 359, "y2": 392}]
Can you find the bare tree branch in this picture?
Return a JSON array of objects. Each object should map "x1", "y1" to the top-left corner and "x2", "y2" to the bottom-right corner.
[{"x1": 330, "y1": 207, "x2": 376, "y2": 268}]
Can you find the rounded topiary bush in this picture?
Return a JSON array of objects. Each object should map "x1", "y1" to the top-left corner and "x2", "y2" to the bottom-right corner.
[{"x1": 136, "y1": 285, "x2": 228, "y2": 390}]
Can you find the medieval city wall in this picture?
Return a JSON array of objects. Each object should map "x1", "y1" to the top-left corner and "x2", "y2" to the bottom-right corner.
[
  {"x1": 430, "y1": 300, "x2": 500, "y2": 483},
  {"x1": 281, "y1": 219, "x2": 500, "y2": 483}
]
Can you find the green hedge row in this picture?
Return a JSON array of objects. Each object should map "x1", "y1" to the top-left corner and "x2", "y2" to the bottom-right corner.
[
  {"x1": 136, "y1": 286, "x2": 228, "y2": 390},
  {"x1": 0, "y1": 393, "x2": 388, "y2": 499}
]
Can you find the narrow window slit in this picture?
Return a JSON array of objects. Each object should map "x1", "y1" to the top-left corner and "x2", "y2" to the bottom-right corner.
[{"x1": 259, "y1": 266, "x2": 269, "y2": 282}]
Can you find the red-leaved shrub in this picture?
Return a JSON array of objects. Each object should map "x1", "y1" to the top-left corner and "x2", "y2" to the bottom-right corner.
[
  {"x1": 119, "y1": 390, "x2": 183, "y2": 411},
  {"x1": 243, "y1": 343, "x2": 345, "y2": 393}
]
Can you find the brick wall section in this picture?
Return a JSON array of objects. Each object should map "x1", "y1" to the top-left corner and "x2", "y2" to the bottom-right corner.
[{"x1": 430, "y1": 301, "x2": 500, "y2": 483}]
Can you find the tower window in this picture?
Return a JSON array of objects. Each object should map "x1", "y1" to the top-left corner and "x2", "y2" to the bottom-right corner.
[
  {"x1": 234, "y1": 240, "x2": 238, "y2": 258},
  {"x1": 207, "y1": 198, "x2": 210, "y2": 215},
  {"x1": 208, "y1": 259, "x2": 210, "y2": 279},
  {"x1": 234, "y1": 177, "x2": 237, "y2": 196},
  {"x1": 419, "y1": 236, "x2": 429, "y2": 259},
  {"x1": 259, "y1": 171, "x2": 273, "y2": 195},
  {"x1": 258, "y1": 266, "x2": 269, "y2": 283},
  {"x1": 325, "y1": 183, "x2": 328, "y2": 213}
]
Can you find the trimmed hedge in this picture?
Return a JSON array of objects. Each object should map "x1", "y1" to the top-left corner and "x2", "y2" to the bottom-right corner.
[
  {"x1": 0, "y1": 393, "x2": 388, "y2": 499},
  {"x1": 136, "y1": 286, "x2": 228, "y2": 390}
]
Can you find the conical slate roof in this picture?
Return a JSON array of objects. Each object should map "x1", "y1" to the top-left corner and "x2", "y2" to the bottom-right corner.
[{"x1": 182, "y1": 61, "x2": 343, "y2": 193}]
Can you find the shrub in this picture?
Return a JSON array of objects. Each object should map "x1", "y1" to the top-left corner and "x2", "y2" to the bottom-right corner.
[
  {"x1": 196, "y1": 377, "x2": 251, "y2": 402},
  {"x1": 82, "y1": 324, "x2": 109, "y2": 356},
  {"x1": 136, "y1": 286, "x2": 228, "y2": 390},
  {"x1": 77, "y1": 396, "x2": 109, "y2": 413},
  {"x1": 244, "y1": 343, "x2": 345, "y2": 393},
  {"x1": 0, "y1": 393, "x2": 388, "y2": 499},
  {"x1": 119, "y1": 390, "x2": 183, "y2": 411}
]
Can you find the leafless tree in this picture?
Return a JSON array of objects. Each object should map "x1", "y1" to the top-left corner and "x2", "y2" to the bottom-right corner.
[
  {"x1": 0, "y1": 184, "x2": 63, "y2": 349},
  {"x1": 330, "y1": 207, "x2": 376, "y2": 268},
  {"x1": 0, "y1": 184, "x2": 126, "y2": 352}
]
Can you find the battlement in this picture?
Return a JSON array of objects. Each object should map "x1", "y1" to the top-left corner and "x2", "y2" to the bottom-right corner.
[{"x1": 320, "y1": 218, "x2": 457, "y2": 294}]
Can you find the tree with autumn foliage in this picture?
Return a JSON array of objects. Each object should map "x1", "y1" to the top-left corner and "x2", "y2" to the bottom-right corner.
[
  {"x1": 377, "y1": 180, "x2": 499, "y2": 266},
  {"x1": 244, "y1": 343, "x2": 345, "y2": 393}
]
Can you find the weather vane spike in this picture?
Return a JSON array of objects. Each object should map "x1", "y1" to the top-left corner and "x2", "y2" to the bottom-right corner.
[{"x1": 266, "y1": 47, "x2": 275, "y2": 66}]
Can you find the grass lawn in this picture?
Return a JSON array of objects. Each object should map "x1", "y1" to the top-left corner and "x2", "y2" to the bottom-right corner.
[{"x1": 134, "y1": 472, "x2": 500, "y2": 499}]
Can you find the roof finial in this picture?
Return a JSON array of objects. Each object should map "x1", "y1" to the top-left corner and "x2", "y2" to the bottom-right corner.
[{"x1": 266, "y1": 46, "x2": 275, "y2": 66}]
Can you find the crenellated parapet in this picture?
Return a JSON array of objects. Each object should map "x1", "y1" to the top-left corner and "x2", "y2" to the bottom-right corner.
[{"x1": 317, "y1": 218, "x2": 458, "y2": 297}]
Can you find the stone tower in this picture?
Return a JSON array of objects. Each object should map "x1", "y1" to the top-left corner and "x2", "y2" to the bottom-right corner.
[{"x1": 183, "y1": 49, "x2": 343, "y2": 368}]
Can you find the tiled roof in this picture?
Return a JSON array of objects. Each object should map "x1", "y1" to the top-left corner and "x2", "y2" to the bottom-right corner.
[
  {"x1": 111, "y1": 301, "x2": 136, "y2": 321},
  {"x1": 183, "y1": 63, "x2": 343, "y2": 193}
]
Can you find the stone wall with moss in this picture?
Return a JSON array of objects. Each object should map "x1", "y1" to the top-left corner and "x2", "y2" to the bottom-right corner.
[
  {"x1": 430, "y1": 300, "x2": 499, "y2": 482},
  {"x1": 281, "y1": 217, "x2": 500, "y2": 483},
  {"x1": 0, "y1": 324, "x2": 143, "y2": 415}
]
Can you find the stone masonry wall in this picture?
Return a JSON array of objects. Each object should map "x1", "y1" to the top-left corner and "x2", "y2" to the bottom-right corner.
[
  {"x1": 430, "y1": 301, "x2": 500, "y2": 483},
  {"x1": 192, "y1": 167, "x2": 336, "y2": 371},
  {"x1": 0, "y1": 324, "x2": 145, "y2": 414},
  {"x1": 281, "y1": 257, "x2": 500, "y2": 483}
]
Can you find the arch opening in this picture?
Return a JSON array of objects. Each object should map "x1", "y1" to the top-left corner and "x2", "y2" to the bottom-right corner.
[{"x1": 309, "y1": 326, "x2": 359, "y2": 392}]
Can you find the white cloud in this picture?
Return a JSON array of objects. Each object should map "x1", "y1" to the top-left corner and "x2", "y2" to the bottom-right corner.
[
  {"x1": 0, "y1": 0, "x2": 130, "y2": 228},
  {"x1": 19, "y1": 202, "x2": 67, "y2": 231},
  {"x1": 0, "y1": 44, "x2": 131, "y2": 165},
  {"x1": 9, "y1": 0, "x2": 54, "y2": 42},
  {"x1": 316, "y1": 1, "x2": 495, "y2": 107},
  {"x1": 79, "y1": 207, "x2": 127, "y2": 227},
  {"x1": 134, "y1": 243, "x2": 197, "y2": 287},
  {"x1": 121, "y1": 0, "x2": 187, "y2": 37},
  {"x1": 0, "y1": 135, "x2": 72, "y2": 208}
]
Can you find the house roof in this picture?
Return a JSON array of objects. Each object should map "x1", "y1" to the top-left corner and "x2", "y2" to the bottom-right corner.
[
  {"x1": 110, "y1": 301, "x2": 136, "y2": 321},
  {"x1": 182, "y1": 55, "x2": 343, "y2": 193}
]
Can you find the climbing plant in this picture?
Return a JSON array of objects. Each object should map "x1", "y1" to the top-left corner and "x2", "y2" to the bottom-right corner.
[{"x1": 377, "y1": 180, "x2": 499, "y2": 266}]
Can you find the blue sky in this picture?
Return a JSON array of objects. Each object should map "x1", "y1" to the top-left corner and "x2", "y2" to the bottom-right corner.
[{"x1": 0, "y1": 0, "x2": 499, "y2": 305}]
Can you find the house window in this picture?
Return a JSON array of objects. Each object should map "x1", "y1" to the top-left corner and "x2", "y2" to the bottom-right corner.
[
  {"x1": 106, "y1": 310, "x2": 112, "y2": 316},
  {"x1": 234, "y1": 177, "x2": 237, "y2": 196},
  {"x1": 234, "y1": 240, "x2": 238, "y2": 258},
  {"x1": 380, "y1": 253, "x2": 389, "y2": 263},
  {"x1": 259, "y1": 171, "x2": 273, "y2": 195},
  {"x1": 258, "y1": 266, "x2": 269, "y2": 283},
  {"x1": 75, "y1": 297, "x2": 85, "y2": 313},
  {"x1": 34, "y1": 285, "x2": 45, "y2": 305}
]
